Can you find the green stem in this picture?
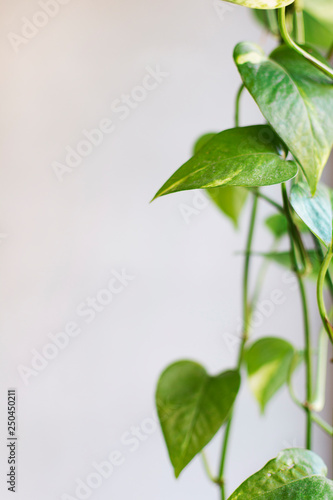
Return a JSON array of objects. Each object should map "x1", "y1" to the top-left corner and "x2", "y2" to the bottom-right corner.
[
  {"x1": 218, "y1": 194, "x2": 258, "y2": 500},
  {"x1": 235, "y1": 84, "x2": 244, "y2": 128},
  {"x1": 281, "y1": 183, "x2": 313, "y2": 450},
  {"x1": 278, "y1": 7, "x2": 333, "y2": 79},
  {"x1": 312, "y1": 321, "x2": 329, "y2": 412},
  {"x1": 312, "y1": 235, "x2": 333, "y2": 300},
  {"x1": 311, "y1": 413, "x2": 333, "y2": 436},
  {"x1": 201, "y1": 451, "x2": 217, "y2": 483},
  {"x1": 251, "y1": 189, "x2": 284, "y2": 213},
  {"x1": 317, "y1": 247, "x2": 333, "y2": 344},
  {"x1": 294, "y1": 0, "x2": 305, "y2": 44}
]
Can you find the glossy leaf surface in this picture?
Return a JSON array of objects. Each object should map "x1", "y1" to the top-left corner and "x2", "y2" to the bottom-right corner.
[
  {"x1": 156, "y1": 361, "x2": 240, "y2": 477},
  {"x1": 290, "y1": 182, "x2": 333, "y2": 247},
  {"x1": 245, "y1": 337, "x2": 295, "y2": 412},
  {"x1": 234, "y1": 43, "x2": 333, "y2": 193},
  {"x1": 228, "y1": 448, "x2": 331, "y2": 500},
  {"x1": 153, "y1": 126, "x2": 297, "y2": 199},
  {"x1": 194, "y1": 133, "x2": 248, "y2": 227}
]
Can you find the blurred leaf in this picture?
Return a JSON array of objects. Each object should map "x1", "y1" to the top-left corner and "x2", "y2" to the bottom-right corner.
[
  {"x1": 245, "y1": 337, "x2": 296, "y2": 412},
  {"x1": 156, "y1": 361, "x2": 240, "y2": 477},
  {"x1": 228, "y1": 448, "x2": 332, "y2": 499},
  {"x1": 207, "y1": 185, "x2": 248, "y2": 227},
  {"x1": 265, "y1": 214, "x2": 288, "y2": 239},
  {"x1": 153, "y1": 126, "x2": 297, "y2": 200},
  {"x1": 290, "y1": 182, "x2": 333, "y2": 247}
]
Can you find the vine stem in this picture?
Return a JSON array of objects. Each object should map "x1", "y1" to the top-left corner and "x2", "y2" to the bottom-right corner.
[
  {"x1": 281, "y1": 183, "x2": 313, "y2": 449},
  {"x1": 278, "y1": 7, "x2": 333, "y2": 80},
  {"x1": 218, "y1": 193, "x2": 258, "y2": 500},
  {"x1": 235, "y1": 84, "x2": 244, "y2": 128},
  {"x1": 317, "y1": 246, "x2": 333, "y2": 344}
]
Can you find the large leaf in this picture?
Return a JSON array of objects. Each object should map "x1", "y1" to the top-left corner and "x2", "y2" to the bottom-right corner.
[
  {"x1": 153, "y1": 126, "x2": 297, "y2": 200},
  {"x1": 228, "y1": 448, "x2": 332, "y2": 500},
  {"x1": 225, "y1": 0, "x2": 294, "y2": 10},
  {"x1": 194, "y1": 133, "x2": 248, "y2": 227},
  {"x1": 290, "y1": 181, "x2": 333, "y2": 247},
  {"x1": 156, "y1": 361, "x2": 240, "y2": 477},
  {"x1": 234, "y1": 43, "x2": 333, "y2": 194},
  {"x1": 245, "y1": 337, "x2": 296, "y2": 412}
]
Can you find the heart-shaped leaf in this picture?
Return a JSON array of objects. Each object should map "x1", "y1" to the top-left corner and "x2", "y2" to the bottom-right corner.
[
  {"x1": 290, "y1": 182, "x2": 333, "y2": 247},
  {"x1": 156, "y1": 361, "x2": 240, "y2": 477},
  {"x1": 234, "y1": 43, "x2": 333, "y2": 194},
  {"x1": 193, "y1": 133, "x2": 248, "y2": 227},
  {"x1": 265, "y1": 214, "x2": 288, "y2": 239},
  {"x1": 228, "y1": 448, "x2": 332, "y2": 500},
  {"x1": 225, "y1": 0, "x2": 294, "y2": 10},
  {"x1": 153, "y1": 125, "x2": 297, "y2": 200},
  {"x1": 245, "y1": 337, "x2": 296, "y2": 412}
]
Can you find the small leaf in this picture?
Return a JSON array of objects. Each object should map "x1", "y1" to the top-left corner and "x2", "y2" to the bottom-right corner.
[
  {"x1": 290, "y1": 181, "x2": 333, "y2": 247},
  {"x1": 224, "y1": 0, "x2": 294, "y2": 10},
  {"x1": 245, "y1": 337, "x2": 296, "y2": 412},
  {"x1": 251, "y1": 250, "x2": 332, "y2": 281},
  {"x1": 156, "y1": 361, "x2": 240, "y2": 477},
  {"x1": 207, "y1": 186, "x2": 248, "y2": 227},
  {"x1": 193, "y1": 133, "x2": 248, "y2": 227},
  {"x1": 265, "y1": 214, "x2": 288, "y2": 239},
  {"x1": 153, "y1": 125, "x2": 297, "y2": 200},
  {"x1": 228, "y1": 448, "x2": 332, "y2": 500},
  {"x1": 234, "y1": 43, "x2": 333, "y2": 193}
]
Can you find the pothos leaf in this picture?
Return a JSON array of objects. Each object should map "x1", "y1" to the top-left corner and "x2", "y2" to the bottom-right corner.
[
  {"x1": 245, "y1": 337, "x2": 296, "y2": 412},
  {"x1": 228, "y1": 448, "x2": 332, "y2": 500},
  {"x1": 156, "y1": 361, "x2": 240, "y2": 477},
  {"x1": 152, "y1": 125, "x2": 297, "y2": 200},
  {"x1": 234, "y1": 43, "x2": 333, "y2": 194},
  {"x1": 193, "y1": 133, "x2": 248, "y2": 227}
]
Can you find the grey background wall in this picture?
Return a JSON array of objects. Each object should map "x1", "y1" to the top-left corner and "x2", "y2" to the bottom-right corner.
[{"x1": 0, "y1": 0, "x2": 331, "y2": 499}]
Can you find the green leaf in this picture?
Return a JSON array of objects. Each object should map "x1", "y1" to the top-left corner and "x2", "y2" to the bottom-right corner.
[
  {"x1": 207, "y1": 186, "x2": 248, "y2": 227},
  {"x1": 304, "y1": 0, "x2": 333, "y2": 26},
  {"x1": 194, "y1": 133, "x2": 248, "y2": 227},
  {"x1": 265, "y1": 214, "x2": 288, "y2": 239},
  {"x1": 228, "y1": 448, "x2": 332, "y2": 500},
  {"x1": 251, "y1": 250, "x2": 331, "y2": 280},
  {"x1": 156, "y1": 361, "x2": 240, "y2": 477},
  {"x1": 290, "y1": 181, "x2": 333, "y2": 247},
  {"x1": 153, "y1": 125, "x2": 297, "y2": 200},
  {"x1": 245, "y1": 337, "x2": 296, "y2": 412},
  {"x1": 224, "y1": 0, "x2": 294, "y2": 10},
  {"x1": 234, "y1": 43, "x2": 333, "y2": 194}
]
